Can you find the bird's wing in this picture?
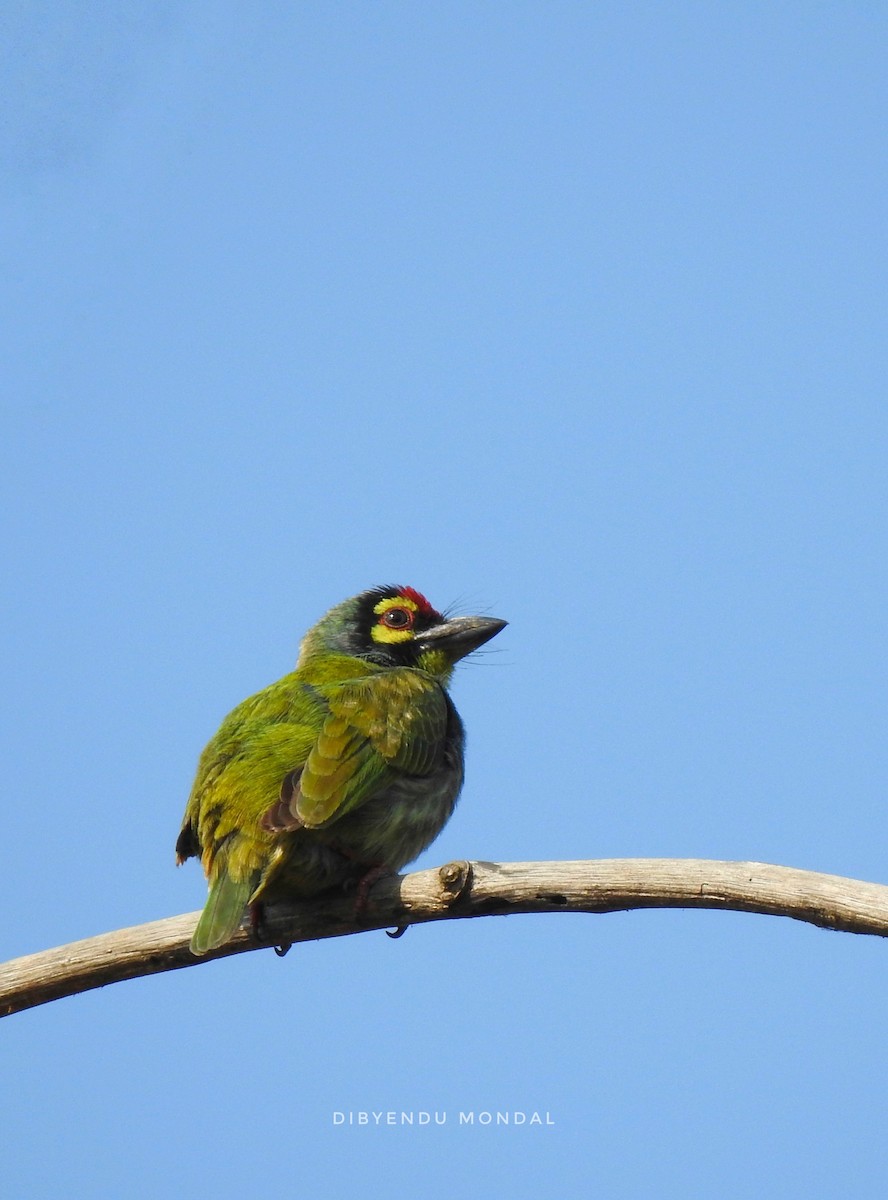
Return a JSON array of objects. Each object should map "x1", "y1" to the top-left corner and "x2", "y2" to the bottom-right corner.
[{"x1": 265, "y1": 669, "x2": 448, "y2": 830}]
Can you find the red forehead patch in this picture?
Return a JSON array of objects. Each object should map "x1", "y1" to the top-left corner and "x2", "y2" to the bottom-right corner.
[{"x1": 400, "y1": 586, "x2": 437, "y2": 615}]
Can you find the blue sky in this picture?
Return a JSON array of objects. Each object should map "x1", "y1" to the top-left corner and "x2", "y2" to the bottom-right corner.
[{"x1": 3, "y1": 3, "x2": 888, "y2": 1196}]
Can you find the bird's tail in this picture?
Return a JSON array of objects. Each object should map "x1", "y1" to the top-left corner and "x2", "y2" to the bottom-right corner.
[{"x1": 190, "y1": 871, "x2": 256, "y2": 956}]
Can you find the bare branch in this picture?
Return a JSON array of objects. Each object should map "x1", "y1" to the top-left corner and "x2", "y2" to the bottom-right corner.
[{"x1": 3, "y1": 858, "x2": 888, "y2": 1018}]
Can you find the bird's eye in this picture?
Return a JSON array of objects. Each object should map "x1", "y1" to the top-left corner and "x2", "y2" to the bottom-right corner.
[{"x1": 380, "y1": 607, "x2": 413, "y2": 629}]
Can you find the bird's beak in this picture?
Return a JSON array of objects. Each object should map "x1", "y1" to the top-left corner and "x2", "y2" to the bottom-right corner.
[{"x1": 415, "y1": 614, "x2": 507, "y2": 662}]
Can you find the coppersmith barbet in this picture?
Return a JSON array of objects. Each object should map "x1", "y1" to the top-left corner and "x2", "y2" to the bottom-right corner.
[{"x1": 176, "y1": 585, "x2": 506, "y2": 954}]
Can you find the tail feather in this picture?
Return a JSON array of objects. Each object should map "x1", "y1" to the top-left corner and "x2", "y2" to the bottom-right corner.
[{"x1": 190, "y1": 872, "x2": 255, "y2": 956}]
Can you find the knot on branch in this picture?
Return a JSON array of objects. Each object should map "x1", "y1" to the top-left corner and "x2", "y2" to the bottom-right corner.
[{"x1": 438, "y1": 860, "x2": 473, "y2": 905}]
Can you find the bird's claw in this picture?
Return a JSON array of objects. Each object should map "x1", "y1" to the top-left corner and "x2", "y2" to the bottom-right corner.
[{"x1": 353, "y1": 864, "x2": 393, "y2": 916}]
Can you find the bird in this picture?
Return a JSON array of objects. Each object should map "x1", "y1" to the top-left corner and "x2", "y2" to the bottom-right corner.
[{"x1": 176, "y1": 585, "x2": 506, "y2": 955}]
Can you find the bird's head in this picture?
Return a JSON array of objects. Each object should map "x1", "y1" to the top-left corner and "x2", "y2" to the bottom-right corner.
[{"x1": 297, "y1": 585, "x2": 507, "y2": 679}]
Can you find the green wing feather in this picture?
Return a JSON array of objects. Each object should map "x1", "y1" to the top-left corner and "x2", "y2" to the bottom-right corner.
[
  {"x1": 182, "y1": 673, "x2": 324, "y2": 953},
  {"x1": 294, "y1": 670, "x2": 448, "y2": 827}
]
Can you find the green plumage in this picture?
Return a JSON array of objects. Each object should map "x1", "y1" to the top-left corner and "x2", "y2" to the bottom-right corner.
[
  {"x1": 190, "y1": 873, "x2": 256, "y2": 957},
  {"x1": 177, "y1": 586, "x2": 506, "y2": 955}
]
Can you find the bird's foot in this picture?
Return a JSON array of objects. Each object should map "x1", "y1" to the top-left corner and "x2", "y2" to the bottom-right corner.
[
  {"x1": 352, "y1": 864, "x2": 393, "y2": 917},
  {"x1": 249, "y1": 900, "x2": 291, "y2": 957},
  {"x1": 249, "y1": 900, "x2": 267, "y2": 940}
]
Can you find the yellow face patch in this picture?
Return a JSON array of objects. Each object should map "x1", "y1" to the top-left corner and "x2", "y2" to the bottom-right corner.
[{"x1": 371, "y1": 594, "x2": 419, "y2": 644}]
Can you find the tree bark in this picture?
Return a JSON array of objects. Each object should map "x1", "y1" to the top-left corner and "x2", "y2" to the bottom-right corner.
[{"x1": 3, "y1": 857, "x2": 888, "y2": 1018}]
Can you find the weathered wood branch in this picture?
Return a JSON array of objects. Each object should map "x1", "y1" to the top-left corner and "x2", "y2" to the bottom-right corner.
[{"x1": 3, "y1": 858, "x2": 888, "y2": 1018}]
